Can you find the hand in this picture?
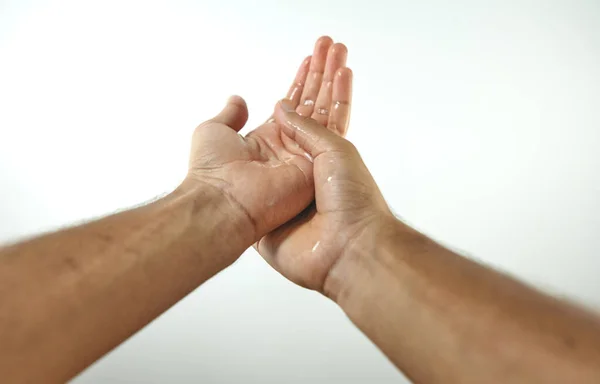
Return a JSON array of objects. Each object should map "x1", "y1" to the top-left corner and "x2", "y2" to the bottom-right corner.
[
  {"x1": 185, "y1": 36, "x2": 351, "y2": 240},
  {"x1": 256, "y1": 101, "x2": 395, "y2": 295}
]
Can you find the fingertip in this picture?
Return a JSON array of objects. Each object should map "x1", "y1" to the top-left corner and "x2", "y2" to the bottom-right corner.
[
  {"x1": 330, "y1": 42, "x2": 348, "y2": 56},
  {"x1": 336, "y1": 67, "x2": 353, "y2": 80},
  {"x1": 275, "y1": 98, "x2": 298, "y2": 124},
  {"x1": 210, "y1": 95, "x2": 248, "y2": 132},
  {"x1": 313, "y1": 36, "x2": 334, "y2": 62},
  {"x1": 227, "y1": 95, "x2": 246, "y2": 107},
  {"x1": 279, "y1": 98, "x2": 296, "y2": 113},
  {"x1": 316, "y1": 35, "x2": 334, "y2": 46}
]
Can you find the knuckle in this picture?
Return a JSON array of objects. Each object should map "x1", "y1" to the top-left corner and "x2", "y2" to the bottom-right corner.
[
  {"x1": 328, "y1": 136, "x2": 356, "y2": 154},
  {"x1": 196, "y1": 120, "x2": 213, "y2": 131},
  {"x1": 344, "y1": 140, "x2": 358, "y2": 153}
]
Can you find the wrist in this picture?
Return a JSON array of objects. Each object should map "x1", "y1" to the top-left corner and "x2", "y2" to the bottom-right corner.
[
  {"x1": 323, "y1": 214, "x2": 420, "y2": 308},
  {"x1": 170, "y1": 177, "x2": 256, "y2": 257}
]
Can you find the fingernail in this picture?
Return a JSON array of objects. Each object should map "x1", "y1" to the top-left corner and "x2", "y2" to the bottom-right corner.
[{"x1": 280, "y1": 99, "x2": 295, "y2": 113}]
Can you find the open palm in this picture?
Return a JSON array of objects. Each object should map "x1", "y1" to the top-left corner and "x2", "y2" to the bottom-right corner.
[
  {"x1": 188, "y1": 36, "x2": 352, "y2": 238},
  {"x1": 253, "y1": 38, "x2": 375, "y2": 292}
]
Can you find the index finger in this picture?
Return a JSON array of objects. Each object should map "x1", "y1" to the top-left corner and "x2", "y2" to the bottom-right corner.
[{"x1": 266, "y1": 56, "x2": 311, "y2": 123}]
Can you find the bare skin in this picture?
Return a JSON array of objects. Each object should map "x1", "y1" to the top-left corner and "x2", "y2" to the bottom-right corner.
[
  {"x1": 0, "y1": 37, "x2": 351, "y2": 383},
  {"x1": 260, "y1": 101, "x2": 600, "y2": 383},
  {"x1": 2, "y1": 35, "x2": 600, "y2": 384}
]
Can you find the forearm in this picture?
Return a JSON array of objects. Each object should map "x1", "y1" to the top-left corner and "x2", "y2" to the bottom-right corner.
[
  {"x1": 327, "y1": 217, "x2": 600, "y2": 384},
  {"x1": 0, "y1": 179, "x2": 253, "y2": 383}
]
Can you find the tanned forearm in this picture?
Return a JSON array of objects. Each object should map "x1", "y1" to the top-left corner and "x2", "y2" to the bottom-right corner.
[
  {"x1": 327, "y1": 217, "x2": 600, "y2": 384},
  {"x1": 0, "y1": 179, "x2": 253, "y2": 383}
]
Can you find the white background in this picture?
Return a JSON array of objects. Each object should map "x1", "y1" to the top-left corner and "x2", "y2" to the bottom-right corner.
[{"x1": 1, "y1": 0, "x2": 599, "y2": 383}]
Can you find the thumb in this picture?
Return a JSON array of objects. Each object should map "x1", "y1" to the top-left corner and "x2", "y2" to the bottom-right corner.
[
  {"x1": 274, "y1": 99, "x2": 355, "y2": 159},
  {"x1": 209, "y1": 95, "x2": 249, "y2": 132}
]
